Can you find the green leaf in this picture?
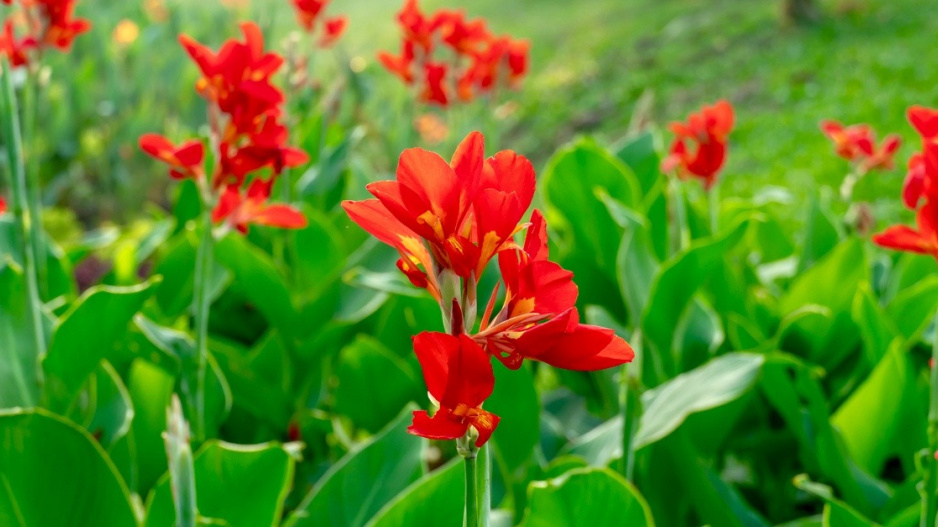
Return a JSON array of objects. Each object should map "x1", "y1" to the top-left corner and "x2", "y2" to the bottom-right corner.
[
  {"x1": 333, "y1": 336, "x2": 421, "y2": 434},
  {"x1": 0, "y1": 263, "x2": 39, "y2": 408},
  {"x1": 831, "y1": 344, "x2": 924, "y2": 474},
  {"x1": 793, "y1": 475, "x2": 880, "y2": 527},
  {"x1": 144, "y1": 440, "x2": 296, "y2": 527},
  {"x1": 72, "y1": 361, "x2": 134, "y2": 449},
  {"x1": 366, "y1": 459, "x2": 463, "y2": 527},
  {"x1": 779, "y1": 239, "x2": 866, "y2": 368},
  {"x1": 634, "y1": 353, "x2": 764, "y2": 449},
  {"x1": 885, "y1": 274, "x2": 938, "y2": 342},
  {"x1": 0, "y1": 408, "x2": 138, "y2": 526},
  {"x1": 851, "y1": 284, "x2": 899, "y2": 365},
  {"x1": 214, "y1": 234, "x2": 297, "y2": 335},
  {"x1": 641, "y1": 217, "x2": 751, "y2": 378},
  {"x1": 518, "y1": 467, "x2": 654, "y2": 527},
  {"x1": 283, "y1": 406, "x2": 425, "y2": 527},
  {"x1": 43, "y1": 279, "x2": 157, "y2": 409},
  {"x1": 614, "y1": 131, "x2": 661, "y2": 194},
  {"x1": 797, "y1": 193, "x2": 841, "y2": 273},
  {"x1": 127, "y1": 359, "x2": 175, "y2": 495},
  {"x1": 293, "y1": 208, "x2": 347, "y2": 302}
]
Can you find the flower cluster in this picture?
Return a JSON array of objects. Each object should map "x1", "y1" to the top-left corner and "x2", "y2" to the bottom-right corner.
[
  {"x1": 290, "y1": 0, "x2": 347, "y2": 48},
  {"x1": 139, "y1": 22, "x2": 308, "y2": 234},
  {"x1": 661, "y1": 100, "x2": 735, "y2": 190},
  {"x1": 873, "y1": 107, "x2": 938, "y2": 258},
  {"x1": 821, "y1": 120, "x2": 901, "y2": 174},
  {"x1": 0, "y1": 0, "x2": 90, "y2": 67},
  {"x1": 343, "y1": 132, "x2": 634, "y2": 448},
  {"x1": 378, "y1": 0, "x2": 529, "y2": 107}
]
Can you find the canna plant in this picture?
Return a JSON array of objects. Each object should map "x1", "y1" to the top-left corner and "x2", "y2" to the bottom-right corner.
[
  {"x1": 139, "y1": 21, "x2": 309, "y2": 442},
  {"x1": 342, "y1": 131, "x2": 634, "y2": 525}
]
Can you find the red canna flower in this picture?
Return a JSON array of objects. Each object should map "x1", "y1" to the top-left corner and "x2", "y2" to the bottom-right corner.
[
  {"x1": 212, "y1": 178, "x2": 307, "y2": 234},
  {"x1": 474, "y1": 209, "x2": 634, "y2": 371},
  {"x1": 291, "y1": 0, "x2": 326, "y2": 32},
  {"x1": 138, "y1": 134, "x2": 205, "y2": 181},
  {"x1": 872, "y1": 201, "x2": 938, "y2": 260},
  {"x1": 407, "y1": 332, "x2": 500, "y2": 447},
  {"x1": 318, "y1": 16, "x2": 346, "y2": 48},
  {"x1": 821, "y1": 119, "x2": 901, "y2": 173},
  {"x1": 0, "y1": 196, "x2": 6, "y2": 215},
  {"x1": 420, "y1": 61, "x2": 449, "y2": 106},
  {"x1": 903, "y1": 153, "x2": 929, "y2": 210},
  {"x1": 379, "y1": 0, "x2": 529, "y2": 107},
  {"x1": 377, "y1": 40, "x2": 416, "y2": 85},
  {"x1": 906, "y1": 106, "x2": 938, "y2": 201},
  {"x1": 0, "y1": 21, "x2": 33, "y2": 67},
  {"x1": 662, "y1": 100, "x2": 735, "y2": 190}
]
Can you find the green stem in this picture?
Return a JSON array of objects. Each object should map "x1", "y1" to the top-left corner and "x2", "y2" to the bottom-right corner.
[
  {"x1": 925, "y1": 308, "x2": 938, "y2": 526},
  {"x1": 21, "y1": 69, "x2": 45, "y2": 300},
  {"x1": 464, "y1": 454, "x2": 478, "y2": 527},
  {"x1": 190, "y1": 205, "x2": 215, "y2": 443},
  {"x1": 669, "y1": 178, "x2": 690, "y2": 255},
  {"x1": 618, "y1": 331, "x2": 642, "y2": 482},
  {"x1": 708, "y1": 182, "x2": 720, "y2": 235},
  {"x1": 463, "y1": 445, "x2": 490, "y2": 527},
  {"x1": 1, "y1": 58, "x2": 47, "y2": 367}
]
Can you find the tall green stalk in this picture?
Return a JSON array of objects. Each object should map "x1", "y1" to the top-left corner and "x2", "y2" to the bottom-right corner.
[
  {"x1": 462, "y1": 444, "x2": 490, "y2": 527},
  {"x1": 670, "y1": 178, "x2": 690, "y2": 254},
  {"x1": 0, "y1": 58, "x2": 47, "y2": 367},
  {"x1": 20, "y1": 68, "x2": 45, "y2": 300},
  {"x1": 190, "y1": 204, "x2": 215, "y2": 443},
  {"x1": 924, "y1": 308, "x2": 938, "y2": 526}
]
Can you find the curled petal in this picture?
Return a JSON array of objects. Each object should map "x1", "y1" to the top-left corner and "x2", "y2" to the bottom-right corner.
[{"x1": 407, "y1": 410, "x2": 467, "y2": 441}]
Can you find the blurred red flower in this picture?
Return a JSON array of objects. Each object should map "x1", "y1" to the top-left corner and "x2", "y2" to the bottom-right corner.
[
  {"x1": 0, "y1": 0, "x2": 89, "y2": 65},
  {"x1": 290, "y1": 0, "x2": 346, "y2": 48},
  {"x1": 212, "y1": 179, "x2": 307, "y2": 234},
  {"x1": 821, "y1": 119, "x2": 901, "y2": 173},
  {"x1": 407, "y1": 332, "x2": 500, "y2": 447},
  {"x1": 662, "y1": 100, "x2": 735, "y2": 190},
  {"x1": 378, "y1": 0, "x2": 530, "y2": 107},
  {"x1": 873, "y1": 201, "x2": 938, "y2": 259},
  {"x1": 138, "y1": 134, "x2": 205, "y2": 181}
]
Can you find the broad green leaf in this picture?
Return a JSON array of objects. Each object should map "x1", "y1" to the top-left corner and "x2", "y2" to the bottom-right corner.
[
  {"x1": 675, "y1": 297, "x2": 725, "y2": 371},
  {"x1": 366, "y1": 459, "x2": 463, "y2": 527},
  {"x1": 603, "y1": 194, "x2": 659, "y2": 328},
  {"x1": 43, "y1": 279, "x2": 157, "y2": 409},
  {"x1": 851, "y1": 284, "x2": 899, "y2": 365},
  {"x1": 283, "y1": 406, "x2": 425, "y2": 527},
  {"x1": 761, "y1": 355, "x2": 889, "y2": 516},
  {"x1": 518, "y1": 467, "x2": 654, "y2": 527},
  {"x1": 127, "y1": 359, "x2": 175, "y2": 495},
  {"x1": 145, "y1": 440, "x2": 295, "y2": 527},
  {"x1": 641, "y1": 217, "x2": 751, "y2": 378},
  {"x1": 293, "y1": 208, "x2": 346, "y2": 302},
  {"x1": 832, "y1": 344, "x2": 924, "y2": 474},
  {"x1": 214, "y1": 234, "x2": 297, "y2": 335},
  {"x1": 614, "y1": 131, "x2": 661, "y2": 194},
  {"x1": 634, "y1": 353, "x2": 764, "y2": 449},
  {"x1": 0, "y1": 408, "x2": 138, "y2": 526},
  {"x1": 793, "y1": 476, "x2": 880, "y2": 527},
  {"x1": 487, "y1": 362, "x2": 539, "y2": 474},
  {"x1": 779, "y1": 239, "x2": 865, "y2": 368},
  {"x1": 0, "y1": 263, "x2": 39, "y2": 407},
  {"x1": 797, "y1": 193, "x2": 841, "y2": 273},
  {"x1": 0, "y1": 218, "x2": 76, "y2": 302},
  {"x1": 74, "y1": 361, "x2": 134, "y2": 449},
  {"x1": 333, "y1": 336, "x2": 421, "y2": 433},
  {"x1": 885, "y1": 274, "x2": 938, "y2": 342}
]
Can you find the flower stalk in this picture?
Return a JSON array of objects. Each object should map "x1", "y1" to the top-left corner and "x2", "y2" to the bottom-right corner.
[
  {"x1": 190, "y1": 201, "x2": 215, "y2": 444},
  {"x1": 0, "y1": 57, "x2": 47, "y2": 366}
]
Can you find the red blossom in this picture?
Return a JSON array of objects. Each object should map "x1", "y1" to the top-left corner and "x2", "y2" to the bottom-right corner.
[
  {"x1": 821, "y1": 119, "x2": 901, "y2": 173},
  {"x1": 873, "y1": 201, "x2": 938, "y2": 260},
  {"x1": 662, "y1": 100, "x2": 735, "y2": 190},
  {"x1": 407, "y1": 332, "x2": 500, "y2": 447},
  {"x1": 212, "y1": 179, "x2": 307, "y2": 234},
  {"x1": 290, "y1": 0, "x2": 346, "y2": 48},
  {"x1": 378, "y1": 0, "x2": 529, "y2": 107},
  {"x1": 138, "y1": 134, "x2": 205, "y2": 181}
]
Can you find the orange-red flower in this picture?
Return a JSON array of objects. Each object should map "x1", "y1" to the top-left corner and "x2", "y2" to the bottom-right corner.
[
  {"x1": 0, "y1": 21, "x2": 33, "y2": 67},
  {"x1": 212, "y1": 178, "x2": 307, "y2": 234},
  {"x1": 343, "y1": 131, "x2": 535, "y2": 287},
  {"x1": 0, "y1": 196, "x2": 6, "y2": 215},
  {"x1": 873, "y1": 201, "x2": 938, "y2": 260},
  {"x1": 407, "y1": 332, "x2": 500, "y2": 447},
  {"x1": 138, "y1": 134, "x2": 205, "y2": 181},
  {"x1": 378, "y1": 0, "x2": 529, "y2": 107},
  {"x1": 821, "y1": 119, "x2": 901, "y2": 173},
  {"x1": 475, "y1": 210, "x2": 634, "y2": 371},
  {"x1": 662, "y1": 100, "x2": 735, "y2": 190},
  {"x1": 290, "y1": 0, "x2": 346, "y2": 48},
  {"x1": 0, "y1": 0, "x2": 89, "y2": 65}
]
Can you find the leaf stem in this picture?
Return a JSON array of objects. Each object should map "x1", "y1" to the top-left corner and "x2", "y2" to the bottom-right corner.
[
  {"x1": 190, "y1": 204, "x2": 215, "y2": 443},
  {"x1": 463, "y1": 444, "x2": 490, "y2": 527},
  {"x1": 708, "y1": 181, "x2": 720, "y2": 235},
  {"x1": 0, "y1": 58, "x2": 47, "y2": 370},
  {"x1": 464, "y1": 453, "x2": 478, "y2": 527}
]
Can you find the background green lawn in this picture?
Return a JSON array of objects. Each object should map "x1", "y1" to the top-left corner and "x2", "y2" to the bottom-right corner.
[{"x1": 35, "y1": 0, "x2": 938, "y2": 227}]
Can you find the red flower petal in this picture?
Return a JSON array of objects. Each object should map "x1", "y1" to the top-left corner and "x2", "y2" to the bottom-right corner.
[{"x1": 407, "y1": 410, "x2": 467, "y2": 441}]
